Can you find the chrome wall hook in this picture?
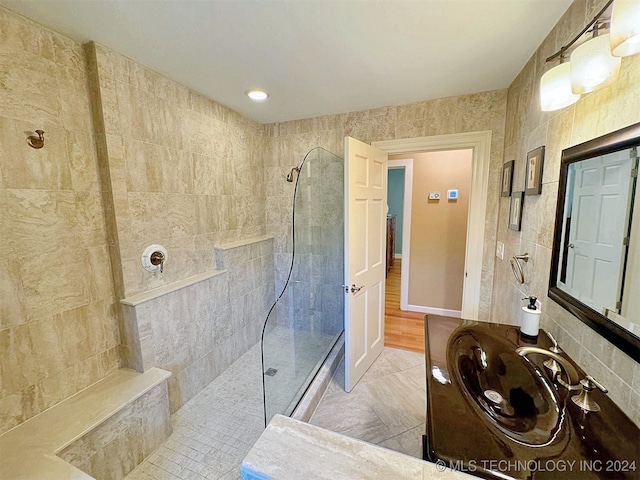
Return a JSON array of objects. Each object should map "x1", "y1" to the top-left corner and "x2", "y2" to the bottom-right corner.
[
  {"x1": 510, "y1": 252, "x2": 529, "y2": 284},
  {"x1": 27, "y1": 130, "x2": 45, "y2": 149}
]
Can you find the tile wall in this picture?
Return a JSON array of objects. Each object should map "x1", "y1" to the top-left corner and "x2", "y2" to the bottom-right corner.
[
  {"x1": 263, "y1": 91, "x2": 509, "y2": 323},
  {"x1": 86, "y1": 43, "x2": 267, "y2": 298},
  {"x1": 3, "y1": 0, "x2": 637, "y2": 438},
  {"x1": 274, "y1": 149, "x2": 344, "y2": 335},
  {"x1": 86, "y1": 43, "x2": 275, "y2": 412},
  {"x1": 491, "y1": 0, "x2": 640, "y2": 425},
  {"x1": 0, "y1": 7, "x2": 274, "y2": 432},
  {"x1": 0, "y1": 8, "x2": 120, "y2": 435}
]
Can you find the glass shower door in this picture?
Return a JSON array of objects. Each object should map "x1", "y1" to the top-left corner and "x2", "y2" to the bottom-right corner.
[{"x1": 261, "y1": 147, "x2": 344, "y2": 424}]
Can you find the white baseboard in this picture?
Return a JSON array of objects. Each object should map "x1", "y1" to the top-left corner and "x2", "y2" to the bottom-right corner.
[{"x1": 403, "y1": 304, "x2": 462, "y2": 318}]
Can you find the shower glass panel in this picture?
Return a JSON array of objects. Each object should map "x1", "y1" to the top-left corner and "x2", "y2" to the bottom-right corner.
[{"x1": 262, "y1": 147, "x2": 344, "y2": 424}]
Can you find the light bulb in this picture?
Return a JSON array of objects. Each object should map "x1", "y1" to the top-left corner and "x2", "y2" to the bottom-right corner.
[{"x1": 246, "y1": 90, "x2": 268, "y2": 101}]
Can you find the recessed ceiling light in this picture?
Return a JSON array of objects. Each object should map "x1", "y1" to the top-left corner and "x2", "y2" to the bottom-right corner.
[{"x1": 246, "y1": 89, "x2": 268, "y2": 101}]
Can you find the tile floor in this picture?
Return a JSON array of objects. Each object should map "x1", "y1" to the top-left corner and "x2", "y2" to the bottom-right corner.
[
  {"x1": 262, "y1": 326, "x2": 339, "y2": 422},
  {"x1": 124, "y1": 342, "x2": 426, "y2": 479},
  {"x1": 124, "y1": 344, "x2": 265, "y2": 480},
  {"x1": 309, "y1": 347, "x2": 426, "y2": 459}
]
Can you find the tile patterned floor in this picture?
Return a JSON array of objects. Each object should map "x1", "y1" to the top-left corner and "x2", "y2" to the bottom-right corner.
[
  {"x1": 125, "y1": 343, "x2": 425, "y2": 479},
  {"x1": 124, "y1": 344, "x2": 265, "y2": 480},
  {"x1": 309, "y1": 347, "x2": 426, "y2": 459},
  {"x1": 262, "y1": 326, "x2": 339, "y2": 422}
]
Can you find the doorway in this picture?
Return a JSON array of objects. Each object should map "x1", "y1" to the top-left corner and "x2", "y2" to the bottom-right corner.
[
  {"x1": 373, "y1": 131, "x2": 492, "y2": 321},
  {"x1": 389, "y1": 149, "x2": 472, "y2": 318},
  {"x1": 385, "y1": 160, "x2": 425, "y2": 352}
]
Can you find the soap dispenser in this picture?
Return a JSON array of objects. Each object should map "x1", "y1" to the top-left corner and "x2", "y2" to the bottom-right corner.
[{"x1": 521, "y1": 296, "x2": 541, "y2": 339}]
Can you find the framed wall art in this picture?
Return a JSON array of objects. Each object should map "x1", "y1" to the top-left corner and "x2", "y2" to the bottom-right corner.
[
  {"x1": 501, "y1": 160, "x2": 514, "y2": 197},
  {"x1": 508, "y1": 191, "x2": 524, "y2": 231},
  {"x1": 525, "y1": 146, "x2": 545, "y2": 195}
]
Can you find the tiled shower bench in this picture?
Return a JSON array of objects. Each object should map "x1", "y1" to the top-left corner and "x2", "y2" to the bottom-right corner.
[{"x1": 0, "y1": 367, "x2": 171, "y2": 480}]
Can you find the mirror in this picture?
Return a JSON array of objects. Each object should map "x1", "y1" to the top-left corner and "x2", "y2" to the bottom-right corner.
[{"x1": 549, "y1": 122, "x2": 640, "y2": 361}]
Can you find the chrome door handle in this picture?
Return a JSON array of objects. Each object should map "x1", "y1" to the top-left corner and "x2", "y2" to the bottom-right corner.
[
  {"x1": 568, "y1": 243, "x2": 575, "y2": 248},
  {"x1": 350, "y1": 284, "x2": 364, "y2": 294}
]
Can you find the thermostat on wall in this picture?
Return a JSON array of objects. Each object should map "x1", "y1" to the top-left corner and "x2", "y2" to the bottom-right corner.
[
  {"x1": 428, "y1": 192, "x2": 441, "y2": 200},
  {"x1": 447, "y1": 189, "x2": 459, "y2": 200}
]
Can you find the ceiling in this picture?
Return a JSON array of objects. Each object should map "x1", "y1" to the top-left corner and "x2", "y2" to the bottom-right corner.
[{"x1": 1, "y1": 0, "x2": 573, "y2": 124}]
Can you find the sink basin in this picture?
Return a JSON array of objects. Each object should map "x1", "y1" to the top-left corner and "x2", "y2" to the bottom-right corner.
[
  {"x1": 447, "y1": 326, "x2": 563, "y2": 446},
  {"x1": 425, "y1": 318, "x2": 640, "y2": 480}
]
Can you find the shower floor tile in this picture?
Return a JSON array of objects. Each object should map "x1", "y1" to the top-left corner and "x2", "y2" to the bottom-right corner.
[
  {"x1": 124, "y1": 343, "x2": 265, "y2": 480},
  {"x1": 309, "y1": 347, "x2": 426, "y2": 458},
  {"x1": 124, "y1": 340, "x2": 425, "y2": 479}
]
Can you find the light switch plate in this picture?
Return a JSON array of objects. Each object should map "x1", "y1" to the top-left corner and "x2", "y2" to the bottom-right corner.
[{"x1": 496, "y1": 241, "x2": 504, "y2": 260}]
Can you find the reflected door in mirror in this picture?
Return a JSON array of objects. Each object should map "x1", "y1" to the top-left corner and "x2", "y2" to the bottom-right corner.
[{"x1": 558, "y1": 150, "x2": 636, "y2": 316}]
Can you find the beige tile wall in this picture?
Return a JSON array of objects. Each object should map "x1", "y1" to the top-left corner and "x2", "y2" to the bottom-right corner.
[
  {"x1": 264, "y1": 91, "x2": 508, "y2": 322},
  {"x1": 271, "y1": 148, "x2": 344, "y2": 336},
  {"x1": 87, "y1": 43, "x2": 267, "y2": 298},
  {"x1": 119, "y1": 237, "x2": 274, "y2": 414},
  {"x1": 4, "y1": 0, "x2": 636, "y2": 440},
  {"x1": 85, "y1": 43, "x2": 275, "y2": 411},
  {"x1": 491, "y1": 0, "x2": 640, "y2": 425},
  {"x1": 0, "y1": 8, "x2": 120, "y2": 434}
]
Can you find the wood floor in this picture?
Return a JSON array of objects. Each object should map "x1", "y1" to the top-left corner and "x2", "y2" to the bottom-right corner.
[{"x1": 384, "y1": 259, "x2": 426, "y2": 353}]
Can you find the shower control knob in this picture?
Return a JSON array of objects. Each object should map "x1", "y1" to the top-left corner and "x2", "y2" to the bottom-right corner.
[{"x1": 141, "y1": 244, "x2": 168, "y2": 273}]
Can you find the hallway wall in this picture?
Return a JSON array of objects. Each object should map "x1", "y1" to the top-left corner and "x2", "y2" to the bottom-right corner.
[
  {"x1": 387, "y1": 168, "x2": 404, "y2": 256},
  {"x1": 403, "y1": 150, "x2": 472, "y2": 312}
]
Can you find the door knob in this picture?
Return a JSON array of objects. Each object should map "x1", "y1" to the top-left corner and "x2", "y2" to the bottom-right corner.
[{"x1": 350, "y1": 284, "x2": 364, "y2": 294}]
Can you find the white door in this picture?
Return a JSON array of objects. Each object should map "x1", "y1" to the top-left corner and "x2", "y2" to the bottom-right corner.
[
  {"x1": 344, "y1": 137, "x2": 388, "y2": 392},
  {"x1": 565, "y1": 151, "x2": 634, "y2": 312}
]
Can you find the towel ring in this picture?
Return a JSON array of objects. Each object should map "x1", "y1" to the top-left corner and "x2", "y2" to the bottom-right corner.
[{"x1": 510, "y1": 253, "x2": 529, "y2": 284}]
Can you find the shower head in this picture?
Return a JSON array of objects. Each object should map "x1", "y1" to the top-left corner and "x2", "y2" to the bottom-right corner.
[{"x1": 286, "y1": 166, "x2": 299, "y2": 182}]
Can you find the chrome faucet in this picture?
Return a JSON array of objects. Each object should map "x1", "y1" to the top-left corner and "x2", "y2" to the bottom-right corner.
[
  {"x1": 516, "y1": 347, "x2": 581, "y2": 391},
  {"x1": 516, "y1": 346, "x2": 609, "y2": 411}
]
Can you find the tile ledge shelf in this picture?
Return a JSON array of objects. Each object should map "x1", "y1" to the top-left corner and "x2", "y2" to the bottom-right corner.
[
  {"x1": 0, "y1": 367, "x2": 171, "y2": 480},
  {"x1": 120, "y1": 236, "x2": 273, "y2": 307},
  {"x1": 121, "y1": 269, "x2": 227, "y2": 306},
  {"x1": 241, "y1": 415, "x2": 473, "y2": 480},
  {"x1": 214, "y1": 234, "x2": 274, "y2": 251}
]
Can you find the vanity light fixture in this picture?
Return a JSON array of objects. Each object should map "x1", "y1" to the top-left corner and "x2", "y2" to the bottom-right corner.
[
  {"x1": 539, "y1": 0, "x2": 639, "y2": 112},
  {"x1": 570, "y1": 26, "x2": 621, "y2": 94},
  {"x1": 610, "y1": 0, "x2": 640, "y2": 57},
  {"x1": 246, "y1": 89, "x2": 268, "y2": 101},
  {"x1": 540, "y1": 57, "x2": 580, "y2": 111}
]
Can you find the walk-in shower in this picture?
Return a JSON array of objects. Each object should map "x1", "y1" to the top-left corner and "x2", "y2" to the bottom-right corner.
[{"x1": 261, "y1": 147, "x2": 345, "y2": 424}]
